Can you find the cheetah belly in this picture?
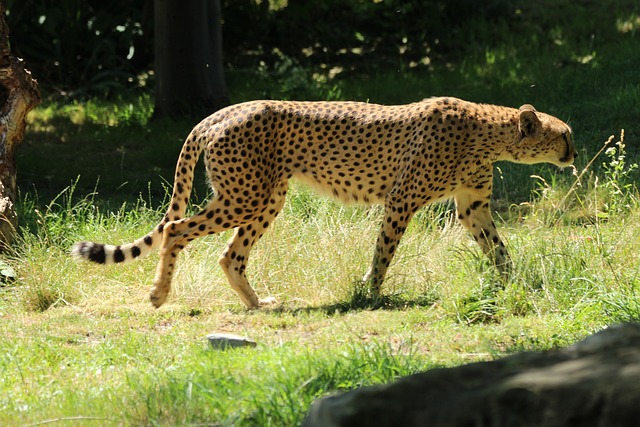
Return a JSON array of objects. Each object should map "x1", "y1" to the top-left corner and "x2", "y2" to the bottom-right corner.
[{"x1": 292, "y1": 167, "x2": 389, "y2": 205}]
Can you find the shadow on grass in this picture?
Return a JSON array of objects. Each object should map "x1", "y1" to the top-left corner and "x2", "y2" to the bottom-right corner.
[{"x1": 273, "y1": 280, "x2": 439, "y2": 316}]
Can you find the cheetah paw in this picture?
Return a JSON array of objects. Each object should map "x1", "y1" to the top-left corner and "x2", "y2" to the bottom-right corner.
[{"x1": 149, "y1": 286, "x2": 169, "y2": 308}]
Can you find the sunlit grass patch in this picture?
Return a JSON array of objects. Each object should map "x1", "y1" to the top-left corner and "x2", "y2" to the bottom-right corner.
[
  {"x1": 27, "y1": 94, "x2": 155, "y2": 128},
  {"x1": 122, "y1": 340, "x2": 429, "y2": 426},
  {"x1": 2, "y1": 183, "x2": 639, "y2": 424}
]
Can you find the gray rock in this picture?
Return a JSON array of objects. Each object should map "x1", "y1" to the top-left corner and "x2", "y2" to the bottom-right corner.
[
  {"x1": 304, "y1": 323, "x2": 640, "y2": 427},
  {"x1": 207, "y1": 333, "x2": 256, "y2": 350}
]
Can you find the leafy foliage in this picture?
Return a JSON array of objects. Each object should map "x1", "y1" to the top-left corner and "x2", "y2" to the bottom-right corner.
[
  {"x1": 6, "y1": 0, "x2": 149, "y2": 97},
  {"x1": 601, "y1": 131, "x2": 639, "y2": 214},
  {"x1": 9, "y1": 0, "x2": 639, "y2": 101}
]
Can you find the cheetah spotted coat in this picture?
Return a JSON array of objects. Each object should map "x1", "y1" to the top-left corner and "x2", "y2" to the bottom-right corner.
[{"x1": 73, "y1": 97, "x2": 575, "y2": 308}]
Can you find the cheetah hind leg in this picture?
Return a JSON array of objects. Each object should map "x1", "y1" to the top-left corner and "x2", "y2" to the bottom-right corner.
[
  {"x1": 149, "y1": 193, "x2": 271, "y2": 308},
  {"x1": 218, "y1": 225, "x2": 278, "y2": 309},
  {"x1": 150, "y1": 181, "x2": 288, "y2": 309},
  {"x1": 218, "y1": 181, "x2": 288, "y2": 309}
]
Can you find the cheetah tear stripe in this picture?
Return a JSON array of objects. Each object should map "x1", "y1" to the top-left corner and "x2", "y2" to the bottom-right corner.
[{"x1": 71, "y1": 97, "x2": 575, "y2": 309}]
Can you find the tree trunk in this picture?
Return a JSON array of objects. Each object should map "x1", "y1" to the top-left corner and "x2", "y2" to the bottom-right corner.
[
  {"x1": 154, "y1": 0, "x2": 230, "y2": 117},
  {"x1": 0, "y1": 2, "x2": 40, "y2": 247}
]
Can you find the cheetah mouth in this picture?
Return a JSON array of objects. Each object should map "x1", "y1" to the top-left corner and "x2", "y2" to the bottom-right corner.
[{"x1": 558, "y1": 133, "x2": 576, "y2": 165}]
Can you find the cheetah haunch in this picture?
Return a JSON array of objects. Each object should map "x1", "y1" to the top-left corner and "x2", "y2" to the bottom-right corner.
[{"x1": 72, "y1": 97, "x2": 575, "y2": 309}]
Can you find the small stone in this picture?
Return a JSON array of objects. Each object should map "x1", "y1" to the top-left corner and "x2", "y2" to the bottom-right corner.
[{"x1": 207, "y1": 333, "x2": 257, "y2": 350}]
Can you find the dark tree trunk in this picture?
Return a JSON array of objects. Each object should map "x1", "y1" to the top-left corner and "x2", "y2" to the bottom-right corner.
[
  {"x1": 154, "y1": 0, "x2": 230, "y2": 117},
  {"x1": 0, "y1": 2, "x2": 40, "y2": 247}
]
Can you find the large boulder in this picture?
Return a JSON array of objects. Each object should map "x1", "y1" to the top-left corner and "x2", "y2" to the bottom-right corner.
[{"x1": 304, "y1": 323, "x2": 640, "y2": 427}]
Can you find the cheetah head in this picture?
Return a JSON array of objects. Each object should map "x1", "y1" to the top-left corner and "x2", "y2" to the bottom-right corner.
[{"x1": 510, "y1": 104, "x2": 576, "y2": 167}]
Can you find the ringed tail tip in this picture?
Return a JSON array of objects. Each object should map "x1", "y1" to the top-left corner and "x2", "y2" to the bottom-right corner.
[{"x1": 72, "y1": 241, "x2": 108, "y2": 264}]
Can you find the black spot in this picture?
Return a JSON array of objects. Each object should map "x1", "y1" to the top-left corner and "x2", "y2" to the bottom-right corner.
[
  {"x1": 87, "y1": 244, "x2": 106, "y2": 264},
  {"x1": 113, "y1": 247, "x2": 125, "y2": 263},
  {"x1": 144, "y1": 235, "x2": 153, "y2": 246},
  {"x1": 470, "y1": 200, "x2": 482, "y2": 210},
  {"x1": 131, "y1": 246, "x2": 141, "y2": 258}
]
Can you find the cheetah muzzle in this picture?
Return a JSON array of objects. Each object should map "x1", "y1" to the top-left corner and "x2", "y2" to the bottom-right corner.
[{"x1": 72, "y1": 97, "x2": 576, "y2": 309}]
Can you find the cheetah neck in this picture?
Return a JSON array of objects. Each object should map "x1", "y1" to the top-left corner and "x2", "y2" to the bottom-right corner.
[{"x1": 443, "y1": 100, "x2": 520, "y2": 163}]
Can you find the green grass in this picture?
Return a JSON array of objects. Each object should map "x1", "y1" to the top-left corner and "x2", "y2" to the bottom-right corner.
[
  {"x1": 2, "y1": 175, "x2": 639, "y2": 425},
  {"x1": 2, "y1": 1, "x2": 640, "y2": 425}
]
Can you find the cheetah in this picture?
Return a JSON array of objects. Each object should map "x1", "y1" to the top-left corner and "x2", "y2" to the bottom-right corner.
[{"x1": 72, "y1": 97, "x2": 575, "y2": 309}]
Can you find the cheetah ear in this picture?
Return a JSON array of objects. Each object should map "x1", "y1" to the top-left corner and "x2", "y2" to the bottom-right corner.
[{"x1": 518, "y1": 104, "x2": 541, "y2": 137}]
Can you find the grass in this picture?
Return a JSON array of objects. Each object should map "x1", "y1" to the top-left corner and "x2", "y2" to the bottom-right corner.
[
  {"x1": 2, "y1": 1, "x2": 640, "y2": 425},
  {"x1": 2, "y1": 173, "x2": 639, "y2": 425}
]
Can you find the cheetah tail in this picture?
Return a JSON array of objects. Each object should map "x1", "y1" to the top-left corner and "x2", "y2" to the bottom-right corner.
[
  {"x1": 71, "y1": 226, "x2": 162, "y2": 265},
  {"x1": 71, "y1": 114, "x2": 216, "y2": 265}
]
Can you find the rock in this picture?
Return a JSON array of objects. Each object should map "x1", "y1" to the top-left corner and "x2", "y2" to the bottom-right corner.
[
  {"x1": 303, "y1": 323, "x2": 640, "y2": 427},
  {"x1": 207, "y1": 333, "x2": 257, "y2": 350}
]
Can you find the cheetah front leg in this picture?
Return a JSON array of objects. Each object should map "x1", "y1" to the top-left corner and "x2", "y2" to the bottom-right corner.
[
  {"x1": 454, "y1": 191, "x2": 512, "y2": 275},
  {"x1": 218, "y1": 181, "x2": 288, "y2": 309},
  {"x1": 364, "y1": 196, "x2": 417, "y2": 297}
]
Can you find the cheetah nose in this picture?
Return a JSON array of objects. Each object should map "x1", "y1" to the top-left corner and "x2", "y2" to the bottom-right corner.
[
  {"x1": 569, "y1": 149, "x2": 577, "y2": 162},
  {"x1": 560, "y1": 146, "x2": 576, "y2": 164}
]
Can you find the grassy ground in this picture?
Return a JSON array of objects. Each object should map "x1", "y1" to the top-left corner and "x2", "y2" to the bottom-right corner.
[
  {"x1": 2, "y1": 2, "x2": 640, "y2": 426},
  {"x1": 2, "y1": 176, "x2": 640, "y2": 425}
]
